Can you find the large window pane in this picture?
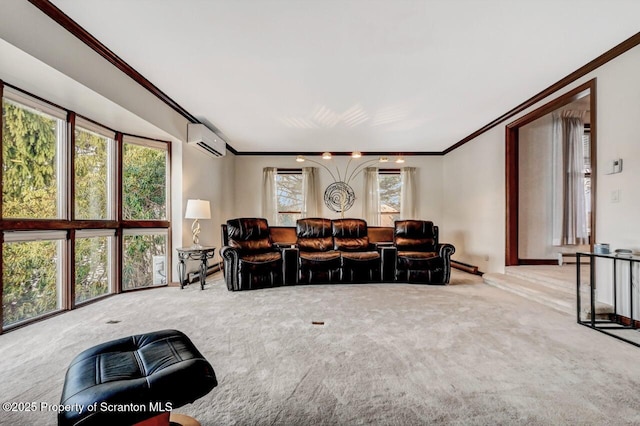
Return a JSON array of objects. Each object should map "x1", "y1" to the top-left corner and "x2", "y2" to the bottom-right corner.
[
  {"x1": 2, "y1": 98, "x2": 64, "y2": 219},
  {"x1": 2, "y1": 236, "x2": 63, "y2": 327},
  {"x1": 123, "y1": 142, "x2": 167, "y2": 220},
  {"x1": 75, "y1": 124, "x2": 112, "y2": 220},
  {"x1": 379, "y1": 173, "x2": 401, "y2": 226},
  {"x1": 276, "y1": 172, "x2": 303, "y2": 226},
  {"x1": 123, "y1": 231, "x2": 167, "y2": 290},
  {"x1": 75, "y1": 234, "x2": 112, "y2": 304}
]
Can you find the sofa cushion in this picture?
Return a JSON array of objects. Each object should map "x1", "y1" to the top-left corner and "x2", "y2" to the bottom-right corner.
[
  {"x1": 300, "y1": 250, "x2": 341, "y2": 262},
  {"x1": 227, "y1": 218, "x2": 272, "y2": 252},
  {"x1": 341, "y1": 251, "x2": 380, "y2": 261},
  {"x1": 332, "y1": 219, "x2": 370, "y2": 251},
  {"x1": 240, "y1": 251, "x2": 282, "y2": 263},
  {"x1": 297, "y1": 218, "x2": 334, "y2": 252},
  {"x1": 394, "y1": 220, "x2": 436, "y2": 252},
  {"x1": 397, "y1": 251, "x2": 438, "y2": 260}
]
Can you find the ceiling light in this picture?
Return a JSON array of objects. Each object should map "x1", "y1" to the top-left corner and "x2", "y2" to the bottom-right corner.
[
  {"x1": 379, "y1": 157, "x2": 389, "y2": 163},
  {"x1": 395, "y1": 157, "x2": 405, "y2": 164},
  {"x1": 296, "y1": 155, "x2": 305, "y2": 162},
  {"x1": 351, "y1": 151, "x2": 362, "y2": 158},
  {"x1": 322, "y1": 152, "x2": 332, "y2": 160}
]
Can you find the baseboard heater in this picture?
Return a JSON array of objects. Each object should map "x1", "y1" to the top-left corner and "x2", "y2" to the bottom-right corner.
[
  {"x1": 451, "y1": 260, "x2": 481, "y2": 275},
  {"x1": 187, "y1": 262, "x2": 222, "y2": 284}
]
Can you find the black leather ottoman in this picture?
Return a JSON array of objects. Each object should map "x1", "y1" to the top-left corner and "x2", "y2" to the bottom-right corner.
[{"x1": 58, "y1": 329, "x2": 217, "y2": 426}]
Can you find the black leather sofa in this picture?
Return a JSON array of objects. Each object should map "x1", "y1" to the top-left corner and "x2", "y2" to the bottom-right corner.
[
  {"x1": 221, "y1": 218, "x2": 289, "y2": 291},
  {"x1": 394, "y1": 220, "x2": 456, "y2": 284},
  {"x1": 220, "y1": 217, "x2": 455, "y2": 290}
]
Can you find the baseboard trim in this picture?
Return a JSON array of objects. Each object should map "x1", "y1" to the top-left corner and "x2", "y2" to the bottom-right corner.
[{"x1": 518, "y1": 259, "x2": 558, "y2": 266}]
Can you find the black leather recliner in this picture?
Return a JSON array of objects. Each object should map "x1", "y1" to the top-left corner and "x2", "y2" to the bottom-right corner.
[
  {"x1": 394, "y1": 220, "x2": 455, "y2": 284},
  {"x1": 296, "y1": 218, "x2": 341, "y2": 284},
  {"x1": 332, "y1": 218, "x2": 382, "y2": 282},
  {"x1": 221, "y1": 218, "x2": 284, "y2": 291}
]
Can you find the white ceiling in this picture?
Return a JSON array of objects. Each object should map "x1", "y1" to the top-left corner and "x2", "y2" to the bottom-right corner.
[{"x1": 49, "y1": 0, "x2": 640, "y2": 153}]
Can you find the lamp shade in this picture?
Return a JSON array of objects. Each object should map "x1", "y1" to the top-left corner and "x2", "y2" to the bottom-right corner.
[{"x1": 185, "y1": 199, "x2": 211, "y2": 219}]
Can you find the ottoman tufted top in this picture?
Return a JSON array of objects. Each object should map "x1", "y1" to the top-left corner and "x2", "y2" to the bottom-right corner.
[{"x1": 58, "y1": 329, "x2": 217, "y2": 426}]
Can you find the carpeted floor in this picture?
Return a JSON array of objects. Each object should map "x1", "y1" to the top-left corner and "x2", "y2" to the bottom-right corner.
[{"x1": 2, "y1": 270, "x2": 640, "y2": 425}]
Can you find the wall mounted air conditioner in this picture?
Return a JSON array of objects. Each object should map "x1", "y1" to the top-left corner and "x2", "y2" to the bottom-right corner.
[{"x1": 187, "y1": 123, "x2": 226, "y2": 157}]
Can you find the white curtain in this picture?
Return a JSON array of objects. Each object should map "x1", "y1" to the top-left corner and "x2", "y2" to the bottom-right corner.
[
  {"x1": 400, "y1": 167, "x2": 417, "y2": 219},
  {"x1": 302, "y1": 167, "x2": 320, "y2": 217},
  {"x1": 363, "y1": 167, "x2": 380, "y2": 225},
  {"x1": 552, "y1": 111, "x2": 588, "y2": 245},
  {"x1": 262, "y1": 167, "x2": 278, "y2": 225}
]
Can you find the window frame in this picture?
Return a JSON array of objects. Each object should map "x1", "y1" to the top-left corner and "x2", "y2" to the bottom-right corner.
[{"x1": 0, "y1": 81, "x2": 172, "y2": 332}]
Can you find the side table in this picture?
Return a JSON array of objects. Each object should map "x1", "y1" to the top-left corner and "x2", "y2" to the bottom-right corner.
[{"x1": 176, "y1": 246, "x2": 216, "y2": 289}]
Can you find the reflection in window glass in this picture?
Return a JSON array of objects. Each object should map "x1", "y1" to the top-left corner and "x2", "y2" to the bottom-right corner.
[
  {"x1": 2, "y1": 239, "x2": 62, "y2": 327},
  {"x1": 2, "y1": 99, "x2": 63, "y2": 219},
  {"x1": 75, "y1": 127, "x2": 111, "y2": 220},
  {"x1": 75, "y1": 236, "x2": 111, "y2": 303},
  {"x1": 123, "y1": 143, "x2": 167, "y2": 220},
  {"x1": 379, "y1": 173, "x2": 401, "y2": 226},
  {"x1": 123, "y1": 233, "x2": 167, "y2": 290}
]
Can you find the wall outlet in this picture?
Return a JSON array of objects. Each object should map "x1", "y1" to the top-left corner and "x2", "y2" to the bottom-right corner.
[{"x1": 483, "y1": 255, "x2": 490, "y2": 262}]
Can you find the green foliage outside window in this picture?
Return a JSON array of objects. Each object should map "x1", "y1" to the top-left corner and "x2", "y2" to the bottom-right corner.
[
  {"x1": 123, "y1": 234, "x2": 166, "y2": 290},
  {"x1": 75, "y1": 127, "x2": 109, "y2": 220},
  {"x1": 75, "y1": 237, "x2": 109, "y2": 304},
  {"x1": 2, "y1": 100, "x2": 59, "y2": 219},
  {"x1": 122, "y1": 143, "x2": 168, "y2": 289},
  {"x1": 2, "y1": 240, "x2": 59, "y2": 326},
  {"x1": 123, "y1": 143, "x2": 166, "y2": 220},
  {"x1": 1, "y1": 97, "x2": 170, "y2": 328}
]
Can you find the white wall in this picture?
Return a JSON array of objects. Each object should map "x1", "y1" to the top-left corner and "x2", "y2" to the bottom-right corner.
[
  {"x1": 442, "y1": 128, "x2": 505, "y2": 273},
  {"x1": 442, "y1": 43, "x2": 640, "y2": 303},
  {"x1": 172, "y1": 146, "x2": 236, "y2": 282},
  {"x1": 233, "y1": 155, "x2": 444, "y2": 225}
]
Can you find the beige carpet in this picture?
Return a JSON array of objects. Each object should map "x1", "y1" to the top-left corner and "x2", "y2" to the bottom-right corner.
[{"x1": 2, "y1": 270, "x2": 640, "y2": 425}]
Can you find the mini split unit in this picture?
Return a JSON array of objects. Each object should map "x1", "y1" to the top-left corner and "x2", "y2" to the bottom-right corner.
[{"x1": 187, "y1": 123, "x2": 226, "y2": 157}]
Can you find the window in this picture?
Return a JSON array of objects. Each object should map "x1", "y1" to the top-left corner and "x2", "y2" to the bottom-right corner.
[
  {"x1": 276, "y1": 170, "x2": 303, "y2": 226},
  {"x1": 378, "y1": 170, "x2": 401, "y2": 226},
  {"x1": 123, "y1": 138, "x2": 169, "y2": 221},
  {"x1": 74, "y1": 119, "x2": 114, "y2": 220},
  {"x1": 122, "y1": 230, "x2": 167, "y2": 290},
  {"x1": 1, "y1": 83, "x2": 171, "y2": 332},
  {"x1": 75, "y1": 230, "x2": 114, "y2": 304},
  {"x1": 122, "y1": 136, "x2": 170, "y2": 290},
  {"x1": 583, "y1": 127, "x2": 591, "y2": 234},
  {"x1": 2, "y1": 232, "x2": 65, "y2": 327},
  {"x1": 2, "y1": 95, "x2": 66, "y2": 219}
]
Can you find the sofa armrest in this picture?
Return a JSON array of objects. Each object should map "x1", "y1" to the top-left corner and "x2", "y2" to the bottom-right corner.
[
  {"x1": 437, "y1": 243, "x2": 455, "y2": 259},
  {"x1": 220, "y1": 246, "x2": 240, "y2": 291},
  {"x1": 437, "y1": 243, "x2": 455, "y2": 284}
]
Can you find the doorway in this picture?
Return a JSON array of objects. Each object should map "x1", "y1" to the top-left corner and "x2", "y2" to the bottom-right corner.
[{"x1": 505, "y1": 79, "x2": 596, "y2": 266}]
